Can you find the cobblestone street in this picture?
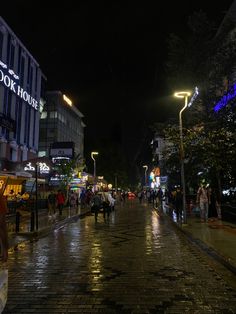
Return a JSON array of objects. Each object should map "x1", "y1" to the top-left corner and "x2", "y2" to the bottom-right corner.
[{"x1": 3, "y1": 200, "x2": 236, "y2": 313}]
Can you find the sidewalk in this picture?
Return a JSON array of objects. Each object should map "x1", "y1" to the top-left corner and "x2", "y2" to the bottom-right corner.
[
  {"x1": 164, "y1": 203, "x2": 236, "y2": 273},
  {"x1": 7, "y1": 205, "x2": 91, "y2": 250}
]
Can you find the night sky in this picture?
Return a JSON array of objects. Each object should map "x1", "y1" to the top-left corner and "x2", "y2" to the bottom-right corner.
[{"x1": 1, "y1": 0, "x2": 234, "y2": 185}]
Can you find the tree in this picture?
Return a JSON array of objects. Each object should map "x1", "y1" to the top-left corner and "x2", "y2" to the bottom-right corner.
[
  {"x1": 161, "y1": 9, "x2": 236, "y2": 197},
  {"x1": 54, "y1": 154, "x2": 85, "y2": 200}
]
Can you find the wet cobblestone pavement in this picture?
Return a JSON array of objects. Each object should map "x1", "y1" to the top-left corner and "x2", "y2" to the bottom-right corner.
[{"x1": 3, "y1": 201, "x2": 236, "y2": 313}]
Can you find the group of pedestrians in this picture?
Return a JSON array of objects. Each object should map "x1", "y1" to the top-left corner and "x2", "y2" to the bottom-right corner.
[
  {"x1": 137, "y1": 188, "x2": 164, "y2": 207},
  {"x1": 47, "y1": 189, "x2": 66, "y2": 216},
  {"x1": 170, "y1": 183, "x2": 221, "y2": 223},
  {"x1": 91, "y1": 190, "x2": 115, "y2": 222},
  {"x1": 196, "y1": 184, "x2": 221, "y2": 223}
]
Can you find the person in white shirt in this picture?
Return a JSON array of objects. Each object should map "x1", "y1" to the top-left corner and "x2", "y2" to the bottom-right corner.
[{"x1": 197, "y1": 184, "x2": 209, "y2": 222}]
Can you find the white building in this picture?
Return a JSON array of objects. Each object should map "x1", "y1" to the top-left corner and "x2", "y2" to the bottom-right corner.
[{"x1": 0, "y1": 16, "x2": 45, "y2": 170}]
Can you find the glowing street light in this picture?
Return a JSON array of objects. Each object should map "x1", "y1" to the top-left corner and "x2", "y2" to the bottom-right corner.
[
  {"x1": 174, "y1": 91, "x2": 191, "y2": 225},
  {"x1": 143, "y1": 165, "x2": 148, "y2": 187},
  {"x1": 174, "y1": 87, "x2": 199, "y2": 224},
  {"x1": 91, "y1": 152, "x2": 99, "y2": 178}
]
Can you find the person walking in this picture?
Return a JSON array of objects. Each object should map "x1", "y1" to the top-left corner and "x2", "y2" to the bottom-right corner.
[
  {"x1": 56, "y1": 190, "x2": 65, "y2": 216},
  {"x1": 47, "y1": 190, "x2": 56, "y2": 216},
  {"x1": 174, "y1": 186, "x2": 183, "y2": 220},
  {"x1": 197, "y1": 183, "x2": 209, "y2": 223},
  {"x1": 101, "y1": 191, "x2": 111, "y2": 222},
  {"x1": 91, "y1": 191, "x2": 102, "y2": 222},
  {"x1": 69, "y1": 191, "x2": 78, "y2": 211}
]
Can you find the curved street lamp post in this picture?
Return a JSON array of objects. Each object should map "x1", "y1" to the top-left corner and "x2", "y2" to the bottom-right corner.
[
  {"x1": 174, "y1": 91, "x2": 191, "y2": 224},
  {"x1": 174, "y1": 88, "x2": 199, "y2": 224},
  {"x1": 91, "y1": 151, "x2": 99, "y2": 179},
  {"x1": 143, "y1": 165, "x2": 148, "y2": 187}
]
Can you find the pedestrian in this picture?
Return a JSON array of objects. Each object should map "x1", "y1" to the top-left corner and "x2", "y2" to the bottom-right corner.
[
  {"x1": 101, "y1": 191, "x2": 111, "y2": 222},
  {"x1": 0, "y1": 193, "x2": 8, "y2": 262},
  {"x1": 108, "y1": 192, "x2": 115, "y2": 211},
  {"x1": 174, "y1": 186, "x2": 182, "y2": 220},
  {"x1": 91, "y1": 191, "x2": 102, "y2": 222},
  {"x1": 138, "y1": 191, "x2": 143, "y2": 204},
  {"x1": 56, "y1": 190, "x2": 65, "y2": 216},
  {"x1": 69, "y1": 191, "x2": 78, "y2": 210},
  {"x1": 47, "y1": 190, "x2": 56, "y2": 216},
  {"x1": 196, "y1": 183, "x2": 209, "y2": 223}
]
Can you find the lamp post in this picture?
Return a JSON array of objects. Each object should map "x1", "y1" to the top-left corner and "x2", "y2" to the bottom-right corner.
[
  {"x1": 143, "y1": 165, "x2": 148, "y2": 187},
  {"x1": 174, "y1": 91, "x2": 191, "y2": 224},
  {"x1": 91, "y1": 151, "x2": 99, "y2": 179}
]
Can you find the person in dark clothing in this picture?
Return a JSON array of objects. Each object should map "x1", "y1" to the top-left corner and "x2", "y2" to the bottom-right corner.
[
  {"x1": 48, "y1": 191, "x2": 56, "y2": 215},
  {"x1": 91, "y1": 192, "x2": 102, "y2": 222},
  {"x1": 174, "y1": 187, "x2": 183, "y2": 220}
]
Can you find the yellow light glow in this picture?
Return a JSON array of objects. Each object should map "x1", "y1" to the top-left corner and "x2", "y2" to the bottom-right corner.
[
  {"x1": 174, "y1": 91, "x2": 191, "y2": 98},
  {"x1": 63, "y1": 94, "x2": 72, "y2": 106}
]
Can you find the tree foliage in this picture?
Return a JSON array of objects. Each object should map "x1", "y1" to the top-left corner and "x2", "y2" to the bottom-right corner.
[{"x1": 159, "y1": 10, "x2": 236, "y2": 195}]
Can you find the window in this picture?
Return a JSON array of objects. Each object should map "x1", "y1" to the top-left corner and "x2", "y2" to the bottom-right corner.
[
  {"x1": 49, "y1": 111, "x2": 58, "y2": 119},
  {"x1": 0, "y1": 31, "x2": 3, "y2": 58}
]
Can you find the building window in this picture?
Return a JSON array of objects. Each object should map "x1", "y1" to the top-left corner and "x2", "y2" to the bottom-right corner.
[
  {"x1": 49, "y1": 111, "x2": 58, "y2": 119},
  {"x1": 0, "y1": 31, "x2": 3, "y2": 59},
  {"x1": 16, "y1": 99, "x2": 22, "y2": 144},
  {"x1": 10, "y1": 147, "x2": 17, "y2": 162},
  {"x1": 9, "y1": 42, "x2": 15, "y2": 68}
]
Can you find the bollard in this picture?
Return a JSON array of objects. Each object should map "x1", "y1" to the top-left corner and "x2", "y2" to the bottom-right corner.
[
  {"x1": 15, "y1": 211, "x2": 21, "y2": 233},
  {"x1": 30, "y1": 210, "x2": 35, "y2": 232}
]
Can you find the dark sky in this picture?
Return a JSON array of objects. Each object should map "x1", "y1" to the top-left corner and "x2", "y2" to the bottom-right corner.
[{"x1": 1, "y1": 0, "x2": 234, "y2": 184}]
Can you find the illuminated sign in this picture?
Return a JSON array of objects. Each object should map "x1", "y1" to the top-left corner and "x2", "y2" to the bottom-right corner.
[
  {"x1": 50, "y1": 148, "x2": 73, "y2": 158},
  {"x1": 0, "y1": 60, "x2": 38, "y2": 110},
  {"x1": 214, "y1": 83, "x2": 236, "y2": 112},
  {"x1": 63, "y1": 94, "x2": 72, "y2": 106},
  {"x1": 24, "y1": 162, "x2": 50, "y2": 174}
]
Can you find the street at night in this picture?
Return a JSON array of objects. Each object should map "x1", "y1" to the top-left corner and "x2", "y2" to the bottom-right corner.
[{"x1": 3, "y1": 200, "x2": 236, "y2": 313}]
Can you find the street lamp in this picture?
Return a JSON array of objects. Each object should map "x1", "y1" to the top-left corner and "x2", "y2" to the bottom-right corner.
[
  {"x1": 143, "y1": 165, "x2": 148, "y2": 187},
  {"x1": 174, "y1": 91, "x2": 191, "y2": 224},
  {"x1": 91, "y1": 152, "x2": 99, "y2": 178}
]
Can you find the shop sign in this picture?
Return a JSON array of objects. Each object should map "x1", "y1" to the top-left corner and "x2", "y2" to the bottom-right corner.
[
  {"x1": 24, "y1": 162, "x2": 50, "y2": 174},
  {"x1": 0, "y1": 177, "x2": 6, "y2": 192},
  {"x1": 0, "y1": 60, "x2": 38, "y2": 110},
  {"x1": 50, "y1": 148, "x2": 73, "y2": 158}
]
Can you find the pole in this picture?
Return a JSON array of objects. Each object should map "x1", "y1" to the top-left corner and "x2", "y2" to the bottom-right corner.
[
  {"x1": 115, "y1": 174, "x2": 117, "y2": 191},
  {"x1": 179, "y1": 95, "x2": 188, "y2": 224},
  {"x1": 35, "y1": 163, "x2": 38, "y2": 230},
  {"x1": 93, "y1": 159, "x2": 96, "y2": 178}
]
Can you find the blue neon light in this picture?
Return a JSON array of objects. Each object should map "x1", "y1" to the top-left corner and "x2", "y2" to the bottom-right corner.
[{"x1": 214, "y1": 83, "x2": 236, "y2": 112}]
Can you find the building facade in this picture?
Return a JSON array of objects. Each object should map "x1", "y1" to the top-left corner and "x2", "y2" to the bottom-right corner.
[
  {"x1": 0, "y1": 16, "x2": 45, "y2": 170},
  {"x1": 38, "y1": 91, "x2": 85, "y2": 161}
]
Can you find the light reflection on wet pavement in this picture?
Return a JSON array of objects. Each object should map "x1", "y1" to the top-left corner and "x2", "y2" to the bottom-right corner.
[{"x1": 3, "y1": 200, "x2": 236, "y2": 313}]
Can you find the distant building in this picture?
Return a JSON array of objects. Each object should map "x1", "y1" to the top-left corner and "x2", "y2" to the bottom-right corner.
[
  {"x1": 0, "y1": 16, "x2": 46, "y2": 170},
  {"x1": 38, "y1": 91, "x2": 85, "y2": 161}
]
